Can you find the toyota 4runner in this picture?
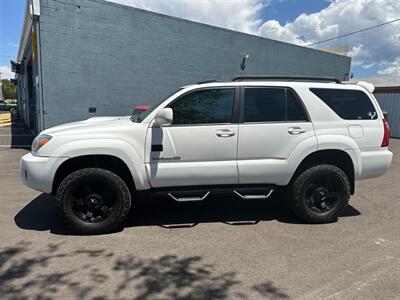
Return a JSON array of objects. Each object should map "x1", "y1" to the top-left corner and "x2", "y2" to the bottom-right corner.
[{"x1": 20, "y1": 76, "x2": 393, "y2": 234}]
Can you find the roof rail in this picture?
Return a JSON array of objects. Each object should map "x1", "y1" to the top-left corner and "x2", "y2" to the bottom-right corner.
[
  {"x1": 231, "y1": 75, "x2": 341, "y2": 83},
  {"x1": 197, "y1": 79, "x2": 217, "y2": 84}
]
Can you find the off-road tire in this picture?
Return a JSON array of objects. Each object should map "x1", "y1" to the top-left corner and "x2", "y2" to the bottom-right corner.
[
  {"x1": 288, "y1": 164, "x2": 350, "y2": 223},
  {"x1": 56, "y1": 168, "x2": 131, "y2": 234}
]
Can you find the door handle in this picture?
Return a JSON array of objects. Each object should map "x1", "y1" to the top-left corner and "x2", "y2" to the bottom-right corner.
[
  {"x1": 216, "y1": 129, "x2": 236, "y2": 137},
  {"x1": 288, "y1": 127, "x2": 306, "y2": 135}
]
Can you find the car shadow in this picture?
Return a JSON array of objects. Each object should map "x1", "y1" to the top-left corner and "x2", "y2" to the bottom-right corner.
[
  {"x1": 10, "y1": 113, "x2": 34, "y2": 149},
  {"x1": 14, "y1": 193, "x2": 361, "y2": 235}
]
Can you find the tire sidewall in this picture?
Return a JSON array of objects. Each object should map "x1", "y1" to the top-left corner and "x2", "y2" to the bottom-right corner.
[
  {"x1": 56, "y1": 168, "x2": 131, "y2": 234},
  {"x1": 291, "y1": 165, "x2": 350, "y2": 223}
]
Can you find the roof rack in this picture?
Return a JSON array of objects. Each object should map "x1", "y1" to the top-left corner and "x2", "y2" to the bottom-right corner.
[
  {"x1": 197, "y1": 79, "x2": 217, "y2": 84},
  {"x1": 231, "y1": 75, "x2": 341, "y2": 83}
]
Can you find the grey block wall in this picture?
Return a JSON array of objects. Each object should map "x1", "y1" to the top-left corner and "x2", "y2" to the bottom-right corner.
[{"x1": 38, "y1": 0, "x2": 351, "y2": 128}]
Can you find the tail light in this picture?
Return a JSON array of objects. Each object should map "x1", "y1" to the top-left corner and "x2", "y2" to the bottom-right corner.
[{"x1": 381, "y1": 119, "x2": 390, "y2": 147}]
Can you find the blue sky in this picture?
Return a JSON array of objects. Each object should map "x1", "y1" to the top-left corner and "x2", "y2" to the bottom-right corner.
[
  {"x1": 0, "y1": 0, "x2": 25, "y2": 69},
  {"x1": 0, "y1": 0, "x2": 399, "y2": 79},
  {"x1": 260, "y1": 0, "x2": 330, "y2": 25}
]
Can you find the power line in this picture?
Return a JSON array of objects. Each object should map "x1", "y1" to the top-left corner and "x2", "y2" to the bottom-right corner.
[{"x1": 307, "y1": 18, "x2": 400, "y2": 46}]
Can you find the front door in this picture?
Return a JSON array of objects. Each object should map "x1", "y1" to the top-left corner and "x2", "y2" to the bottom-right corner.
[
  {"x1": 237, "y1": 86, "x2": 317, "y2": 184},
  {"x1": 145, "y1": 87, "x2": 239, "y2": 188}
]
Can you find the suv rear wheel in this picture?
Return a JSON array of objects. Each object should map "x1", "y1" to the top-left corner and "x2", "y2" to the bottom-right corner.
[
  {"x1": 288, "y1": 164, "x2": 350, "y2": 223},
  {"x1": 56, "y1": 168, "x2": 131, "y2": 234}
]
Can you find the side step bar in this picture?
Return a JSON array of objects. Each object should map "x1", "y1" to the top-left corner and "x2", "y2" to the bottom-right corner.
[
  {"x1": 233, "y1": 189, "x2": 274, "y2": 200},
  {"x1": 168, "y1": 191, "x2": 210, "y2": 202},
  {"x1": 165, "y1": 187, "x2": 275, "y2": 202}
]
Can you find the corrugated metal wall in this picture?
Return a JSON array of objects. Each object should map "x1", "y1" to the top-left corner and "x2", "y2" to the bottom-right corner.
[{"x1": 375, "y1": 93, "x2": 400, "y2": 138}]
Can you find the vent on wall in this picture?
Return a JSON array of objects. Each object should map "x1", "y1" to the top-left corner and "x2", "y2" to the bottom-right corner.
[{"x1": 88, "y1": 107, "x2": 96, "y2": 113}]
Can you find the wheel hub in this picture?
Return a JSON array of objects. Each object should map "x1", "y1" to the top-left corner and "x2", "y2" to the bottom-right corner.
[
  {"x1": 85, "y1": 194, "x2": 103, "y2": 209},
  {"x1": 313, "y1": 187, "x2": 328, "y2": 202}
]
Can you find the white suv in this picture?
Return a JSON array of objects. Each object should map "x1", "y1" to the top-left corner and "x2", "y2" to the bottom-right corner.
[{"x1": 20, "y1": 76, "x2": 393, "y2": 234}]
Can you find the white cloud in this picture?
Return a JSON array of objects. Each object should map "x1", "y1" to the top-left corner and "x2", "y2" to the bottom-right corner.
[
  {"x1": 378, "y1": 57, "x2": 400, "y2": 75},
  {"x1": 107, "y1": 0, "x2": 267, "y2": 34},
  {"x1": 107, "y1": 0, "x2": 400, "y2": 76},
  {"x1": 362, "y1": 62, "x2": 375, "y2": 69},
  {"x1": 0, "y1": 66, "x2": 14, "y2": 80},
  {"x1": 7, "y1": 42, "x2": 19, "y2": 48},
  {"x1": 255, "y1": 0, "x2": 400, "y2": 75}
]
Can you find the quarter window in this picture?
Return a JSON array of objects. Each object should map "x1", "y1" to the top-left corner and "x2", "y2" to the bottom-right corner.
[
  {"x1": 287, "y1": 89, "x2": 308, "y2": 121},
  {"x1": 244, "y1": 87, "x2": 308, "y2": 122},
  {"x1": 169, "y1": 88, "x2": 235, "y2": 125},
  {"x1": 310, "y1": 88, "x2": 377, "y2": 120}
]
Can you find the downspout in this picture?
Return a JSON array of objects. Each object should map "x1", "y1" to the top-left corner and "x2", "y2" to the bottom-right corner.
[{"x1": 31, "y1": 0, "x2": 45, "y2": 132}]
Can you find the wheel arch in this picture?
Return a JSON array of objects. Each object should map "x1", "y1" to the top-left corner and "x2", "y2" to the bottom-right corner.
[
  {"x1": 289, "y1": 149, "x2": 356, "y2": 194},
  {"x1": 52, "y1": 155, "x2": 135, "y2": 195}
]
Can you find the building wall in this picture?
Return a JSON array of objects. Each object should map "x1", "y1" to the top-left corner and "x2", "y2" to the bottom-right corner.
[
  {"x1": 16, "y1": 40, "x2": 41, "y2": 133},
  {"x1": 38, "y1": 0, "x2": 351, "y2": 128},
  {"x1": 375, "y1": 93, "x2": 400, "y2": 138}
]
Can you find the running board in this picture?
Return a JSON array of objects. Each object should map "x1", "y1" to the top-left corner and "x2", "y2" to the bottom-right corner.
[
  {"x1": 233, "y1": 189, "x2": 274, "y2": 200},
  {"x1": 168, "y1": 191, "x2": 210, "y2": 202}
]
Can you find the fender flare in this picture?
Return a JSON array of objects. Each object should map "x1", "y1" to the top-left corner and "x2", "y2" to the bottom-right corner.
[
  {"x1": 281, "y1": 134, "x2": 360, "y2": 185},
  {"x1": 51, "y1": 139, "x2": 150, "y2": 190}
]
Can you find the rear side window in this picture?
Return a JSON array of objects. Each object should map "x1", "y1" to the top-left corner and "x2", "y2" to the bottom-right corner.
[
  {"x1": 310, "y1": 88, "x2": 377, "y2": 120},
  {"x1": 244, "y1": 87, "x2": 308, "y2": 122},
  {"x1": 169, "y1": 88, "x2": 235, "y2": 125},
  {"x1": 287, "y1": 89, "x2": 308, "y2": 121}
]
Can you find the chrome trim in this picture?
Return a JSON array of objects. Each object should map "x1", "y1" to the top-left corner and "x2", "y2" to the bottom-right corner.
[
  {"x1": 168, "y1": 191, "x2": 210, "y2": 202},
  {"x1": 233, "y1": 189, "x2": 274, "y2": 200}
]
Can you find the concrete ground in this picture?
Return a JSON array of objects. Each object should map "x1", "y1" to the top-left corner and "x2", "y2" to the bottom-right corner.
[{"x1": 0, "y1": 119, "x2": 399, "y2": 299}]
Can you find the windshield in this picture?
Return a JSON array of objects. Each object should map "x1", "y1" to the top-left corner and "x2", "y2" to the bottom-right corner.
[{"x1": 130, "y1": 88, "x2": 183, "y2": 123}]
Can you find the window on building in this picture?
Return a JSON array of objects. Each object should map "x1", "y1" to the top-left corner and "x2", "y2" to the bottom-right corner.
[
  {"x1": 169, "y1": 88, "x2": 235, "y2": 125},
  {"x1": 310, "y1": 88, "x2": 377, "y2": 120},
  {"x1": 244, "y1": 87, "x2": 308, "y2": 122}
]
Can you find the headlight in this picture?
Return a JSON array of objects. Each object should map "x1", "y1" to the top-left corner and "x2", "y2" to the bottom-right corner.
[{"x1": 31, "y1": 134, "x2": 52, "y2": 153}]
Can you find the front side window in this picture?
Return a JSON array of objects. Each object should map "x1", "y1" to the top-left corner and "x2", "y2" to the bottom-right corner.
[
  {"x1": 310, "y1": 88, "x2": 377, "y2": 120},
  {"x1": 244, "y1": 87, "x2": 308, "y2": 122},
  {"x1": 169, "y1": 88, "x2": 235, "y2": 125}
]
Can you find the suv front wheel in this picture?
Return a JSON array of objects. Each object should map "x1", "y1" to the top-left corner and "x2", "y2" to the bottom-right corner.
[
  {"x1": 56, "y1": 168, "x2": 131, "y2": 234},
  {"x1": 288, "y1": 164, "x2": 350, "y2": 223}
]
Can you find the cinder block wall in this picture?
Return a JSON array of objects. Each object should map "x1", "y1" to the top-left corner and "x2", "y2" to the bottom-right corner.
[{"x1": 39, "y1": 0, "x2": 351, "y2": 128}]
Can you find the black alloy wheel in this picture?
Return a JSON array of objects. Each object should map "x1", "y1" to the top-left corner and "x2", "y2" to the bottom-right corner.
[
  {"x1": 67, "y1": 176, "x2": 118, "y2": 223},
  {"x1": 289, "y1": 164, "x2": 350, "y2": 223},
  {"x1": 304, "y1": 175, "x2": 344, "y2": 215},
  {"x1": 56, "y1": 168, "x2": 131, "y2": 234}
]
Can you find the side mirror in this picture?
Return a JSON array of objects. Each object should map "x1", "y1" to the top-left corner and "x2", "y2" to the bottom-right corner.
[{"x1": 153, "y1": 108, "x2": 173, "y2": 127}]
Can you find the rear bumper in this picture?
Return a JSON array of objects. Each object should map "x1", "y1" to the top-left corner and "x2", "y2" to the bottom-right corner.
[
  {"x1": 20, "y1": 153, "x2": 68, "y2": 193},
  {"x1": 357, "y1": 149, "x2": 393, "y2": 180}
]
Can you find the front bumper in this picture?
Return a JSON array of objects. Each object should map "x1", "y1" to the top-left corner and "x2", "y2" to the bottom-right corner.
[{"x1": 20, "y1": 153, "x2": 67, "y2": 193}]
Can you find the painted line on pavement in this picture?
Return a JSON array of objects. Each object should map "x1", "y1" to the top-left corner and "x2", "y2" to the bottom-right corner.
[{"x1": 0, "y1": 134, "x2": 33, "y2": 137}]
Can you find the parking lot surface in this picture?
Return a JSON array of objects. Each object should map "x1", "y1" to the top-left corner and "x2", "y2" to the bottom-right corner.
[{"x1": 0, "y1": 121, "x2": 399, "y2": 299}]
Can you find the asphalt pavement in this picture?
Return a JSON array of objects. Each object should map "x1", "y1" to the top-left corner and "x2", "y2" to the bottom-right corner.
[{"x1": 0, "y1": 120, "x2": 399, "y2": 299}]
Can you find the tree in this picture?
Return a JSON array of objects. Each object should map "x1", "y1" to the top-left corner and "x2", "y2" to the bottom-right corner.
[{"x1": 2, "y1": 79, "x2": 16, "y2": 100}]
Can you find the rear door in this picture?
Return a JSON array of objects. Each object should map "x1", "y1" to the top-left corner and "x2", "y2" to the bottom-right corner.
[{"x1": 237, "y1": 86, "x2": 316, "y2": 184}]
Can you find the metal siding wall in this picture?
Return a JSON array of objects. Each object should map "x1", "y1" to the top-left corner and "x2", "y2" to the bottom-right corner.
[
  {"x1": 38, "y1": 0, "x2": 351, "y2": 128},
  {"x1": 375, "y1": 93, "x2": 400, "y2": 138}
]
